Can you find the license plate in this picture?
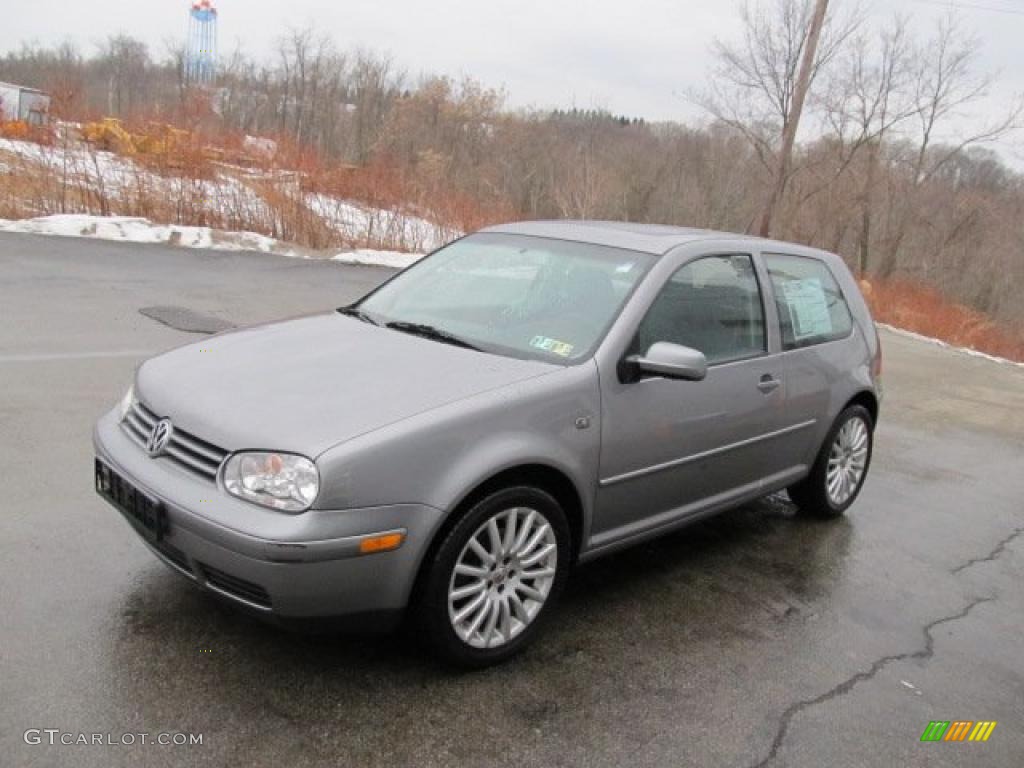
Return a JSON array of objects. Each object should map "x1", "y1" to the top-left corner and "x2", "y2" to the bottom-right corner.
[{"x1": 95, "y1": 459, "x2": 166, "y2": 542}]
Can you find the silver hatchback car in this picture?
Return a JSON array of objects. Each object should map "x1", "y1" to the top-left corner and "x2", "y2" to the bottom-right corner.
[{"x1": 94, "y1": 221, "x2": 881, "y2": 666}]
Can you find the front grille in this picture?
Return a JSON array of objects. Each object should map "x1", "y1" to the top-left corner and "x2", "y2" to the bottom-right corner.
[
  {"x1": 198, "y1": 562, "x2": 272, "y2": 609},
  {"x1": 121, "y1": 400, "x2": 228, "y2": 482}
]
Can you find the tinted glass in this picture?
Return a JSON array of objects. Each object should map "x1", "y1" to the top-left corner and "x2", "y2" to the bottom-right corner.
[
  {"x1": 358, "y1": 233, "x2": 655, "y2": 363},
  {"x1": 765, "y1": 254, "x2": 853, "y2": 350},
  {"x1": 630, "y1": 254, "x2": 766, "y2": 365}
]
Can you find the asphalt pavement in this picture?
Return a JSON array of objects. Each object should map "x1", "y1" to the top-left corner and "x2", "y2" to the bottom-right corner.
[{"x1": 1, "y1": 232, "x2": 1022, "y2": 768}]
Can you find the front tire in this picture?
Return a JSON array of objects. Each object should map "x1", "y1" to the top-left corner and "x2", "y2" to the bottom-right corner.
[
  {"x1": 789, "y1": 405, "x2": 874, "y2": 519},
  {"x1": 416, "y1": 486, "x2": 571, "y2": 668}
]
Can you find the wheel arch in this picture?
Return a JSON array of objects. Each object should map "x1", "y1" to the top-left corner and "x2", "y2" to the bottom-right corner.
[
  {"x1": 843, "y1": 389, "x2": 879, "y2": 426},
  {"x1": 407, "y1": 463, "x2": 586, "y2": 609}
]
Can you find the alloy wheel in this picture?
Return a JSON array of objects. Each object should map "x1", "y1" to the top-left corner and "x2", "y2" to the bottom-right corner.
[
  {"x1": 447, "y1": 507, "x2": 558, "y2": 649},
  {"x1": 826, "y1": 416, "x2": 869, "y2": 506}
]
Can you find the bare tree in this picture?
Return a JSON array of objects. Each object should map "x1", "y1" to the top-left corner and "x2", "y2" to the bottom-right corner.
[
  {"x1": 98, "y1": 35, "x2": 151, "y2": 116},
  {"x1": 350, "y1": 51, "x2": 402, "y2": 164},
  {"x1": 162, "y1": 41, "x2": 188, "y2": 105},
  {"x1": 821, "y1": 16, "x2": 918, "y2": 273},
  {"x1": 876, "y1": 13, "x2": 1021, "y2": 276},
  {"x1": 695, "y1": 0, "x2": 861, "y2": 232}
]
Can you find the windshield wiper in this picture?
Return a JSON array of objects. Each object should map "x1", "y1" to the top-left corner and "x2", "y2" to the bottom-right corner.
[
  {"x1": 384, "y1": 321, "x2": 481, "y2": 351},
  {"x1": 337, "y1": 306, "x2": 379, "y2": 325}
]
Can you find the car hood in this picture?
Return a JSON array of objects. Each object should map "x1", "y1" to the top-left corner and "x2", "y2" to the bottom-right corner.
[{"x1": 136, "y1": 312, "x2": 556, "y2": 457}]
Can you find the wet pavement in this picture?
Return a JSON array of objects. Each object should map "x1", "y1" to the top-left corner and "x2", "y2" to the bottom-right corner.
[{"x1": 2, "y1": 232, "x2": 1022, "y2": 767}]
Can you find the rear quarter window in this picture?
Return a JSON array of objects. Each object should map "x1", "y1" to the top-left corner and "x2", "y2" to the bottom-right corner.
[{"x1": 764, "y1": 254, "x2": 853, "y2": 350}]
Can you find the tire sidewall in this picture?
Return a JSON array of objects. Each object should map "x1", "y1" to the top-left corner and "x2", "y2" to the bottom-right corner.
[{"x1": 419, "y1": 486, "x2": 571, "y2": 668}]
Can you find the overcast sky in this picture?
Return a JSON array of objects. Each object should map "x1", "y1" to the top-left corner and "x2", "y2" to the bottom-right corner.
[{"x1": 3, "y1": 0, "x2": 1021, "y2": 163}]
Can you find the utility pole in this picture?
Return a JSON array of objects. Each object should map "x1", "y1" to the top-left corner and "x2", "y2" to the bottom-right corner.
[{"x1": 757, "y1": 0, "x2": 829, "y2": 238}]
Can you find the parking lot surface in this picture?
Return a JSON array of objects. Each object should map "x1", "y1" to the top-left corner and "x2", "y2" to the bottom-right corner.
[{"x1": 2, "y1": 232, "x2": 1022, "y2": 767}]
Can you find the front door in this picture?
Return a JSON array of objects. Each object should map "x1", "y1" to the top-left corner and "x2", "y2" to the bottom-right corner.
[{"x1": 592, "y1": 253, "x2": 790, "y2": 547}]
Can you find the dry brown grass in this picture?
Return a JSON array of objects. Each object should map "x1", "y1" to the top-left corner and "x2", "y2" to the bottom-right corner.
[
  {"x1": 0, "y1": 124, "x2": 499, "y2": 253},
  {"x1": 301, "y1": 158, "x2": 516, "y2": 239},
  {"x1": 864, "y1": 278, "x2": 1024, "y2": 363}
]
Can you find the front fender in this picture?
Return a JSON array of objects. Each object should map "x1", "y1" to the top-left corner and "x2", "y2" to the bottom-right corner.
[
  {"x1": 314, "y1": 362, "x2": 601, "y2": 534},
  {"x1": 431, "y1": 429, "x2": 594, "y2": 533}
]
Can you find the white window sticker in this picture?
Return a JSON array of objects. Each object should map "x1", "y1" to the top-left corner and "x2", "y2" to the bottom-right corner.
[{"x1": 781, "y1": 278, "x2": 832, "y2": 340}]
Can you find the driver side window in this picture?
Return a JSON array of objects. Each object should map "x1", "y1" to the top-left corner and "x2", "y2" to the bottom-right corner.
[{"x1": 629, "y1": 254, "x2": 766, "y2": 365}]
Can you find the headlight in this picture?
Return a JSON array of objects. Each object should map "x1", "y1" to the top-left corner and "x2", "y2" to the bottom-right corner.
[
  {"x1": 223, "y1": 452, "x2": 319, "y2": 512},
  {"x1": 118, "y1": 385, "x2": 136, "y2": 421}
]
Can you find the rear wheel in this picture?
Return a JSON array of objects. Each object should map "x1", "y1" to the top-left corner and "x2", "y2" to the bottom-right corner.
[
  {"x1": 416, "y1": 486, "x2": 570, "y2": 667},
  {"x1": 789, "y1": 405, "x2": 873, "y2": 518}
]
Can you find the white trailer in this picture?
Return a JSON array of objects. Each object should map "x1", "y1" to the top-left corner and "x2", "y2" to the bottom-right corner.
[{"x1": 0, "y1": 82, "x2": 50, "y2": 125}]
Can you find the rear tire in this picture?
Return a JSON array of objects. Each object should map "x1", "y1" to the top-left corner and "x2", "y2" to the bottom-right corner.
[
  {"x1": 415, "y1": 486, "x2": 571, "y2": 668},
  {"x1": 789, "y1": 405, "x2": 873, "y2": 519}
]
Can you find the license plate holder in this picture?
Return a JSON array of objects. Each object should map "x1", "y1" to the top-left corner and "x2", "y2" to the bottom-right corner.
[{"x1": 95, "y1": 459, "x2": 167, "y2": 542}]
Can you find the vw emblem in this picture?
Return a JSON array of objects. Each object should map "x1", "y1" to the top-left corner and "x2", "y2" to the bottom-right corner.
[{"x1": 146, "y1": 418, "x2": 174, "y2": 458}]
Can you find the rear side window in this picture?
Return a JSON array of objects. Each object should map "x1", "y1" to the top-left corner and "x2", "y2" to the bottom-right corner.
[{"x1": 765, "y1": 254, "x2": 853, "y2": 350}]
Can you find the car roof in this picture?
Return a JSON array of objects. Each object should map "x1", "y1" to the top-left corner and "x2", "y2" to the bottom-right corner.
[{"x1": 480, "y1": 219, "x2": 824, "y2": 258}]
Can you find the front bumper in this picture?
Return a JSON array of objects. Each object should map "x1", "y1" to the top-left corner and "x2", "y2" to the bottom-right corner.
[{"x1": 93, "y1": 409, "x2": 444, "y2": 624}]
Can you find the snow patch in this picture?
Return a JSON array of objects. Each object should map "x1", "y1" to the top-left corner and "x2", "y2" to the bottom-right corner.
[
  {"x1": 0, "y1": 214, "x2": 269, "y2": 252},
  {"x1": 330, "y1": 249, "x2": 424, "y2": 269},
  {"x1": 0, "y1": 137, "x2": 275, "y2": 223},
  {"x1": 0, "y1": 213, "x2": 423, "y2": 269},
  {"x1": 307, "y1": 193, "x2": 454, "y2": 253},
  {"x1": 0, "y1": 136, "x2": 460, "y2": 253}
]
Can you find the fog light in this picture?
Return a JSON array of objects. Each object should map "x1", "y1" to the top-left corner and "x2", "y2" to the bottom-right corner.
[{"x1": 359, "y1": 532, "x2": 405, "y2": 554}]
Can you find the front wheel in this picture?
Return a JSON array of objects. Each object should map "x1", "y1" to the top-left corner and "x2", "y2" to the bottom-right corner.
[
  {"x1": 789, "y1": 405, "x2": 874, "y2": 519},
  {"x1": 416, "y1": 486, "x2": 571, "y2": 668}
]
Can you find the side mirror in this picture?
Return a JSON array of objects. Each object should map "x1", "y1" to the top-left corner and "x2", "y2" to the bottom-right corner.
[{"x1": 622, "y1": 342, "x2": 708, "y2": 382}]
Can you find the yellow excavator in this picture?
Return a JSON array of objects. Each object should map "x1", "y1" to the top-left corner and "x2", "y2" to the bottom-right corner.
[
  {"x1": 82, "y1": 118, "x2": 137, "y2": 154},
  {"x1": 82, "y1": 118, "x2": 190, "y2": 161}
]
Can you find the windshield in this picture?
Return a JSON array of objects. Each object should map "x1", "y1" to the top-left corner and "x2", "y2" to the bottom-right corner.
[{"x1": 353, "y1": 233, "x2": 656, "y2": 363}]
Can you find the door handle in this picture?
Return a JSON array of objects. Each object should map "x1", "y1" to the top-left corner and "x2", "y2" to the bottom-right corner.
[{"x1": 757, "y1": 374, "x2": 781, "y2": 394}]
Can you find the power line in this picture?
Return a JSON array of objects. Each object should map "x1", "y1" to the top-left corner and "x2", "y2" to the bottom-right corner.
[{"x1": 911, "y1": 0, "x2": 1024, "y2": 16}]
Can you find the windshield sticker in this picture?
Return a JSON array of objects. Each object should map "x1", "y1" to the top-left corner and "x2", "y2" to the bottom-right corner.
[
  {"x1": 615, "y1": 262, "x2": 635, "y2": 273},
  {"x1": 530, "y1": 335, "x2": 574, "y2": 357},
  {"x1": 781, "y1": 278, "x2": 833, "y2": 340}
]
